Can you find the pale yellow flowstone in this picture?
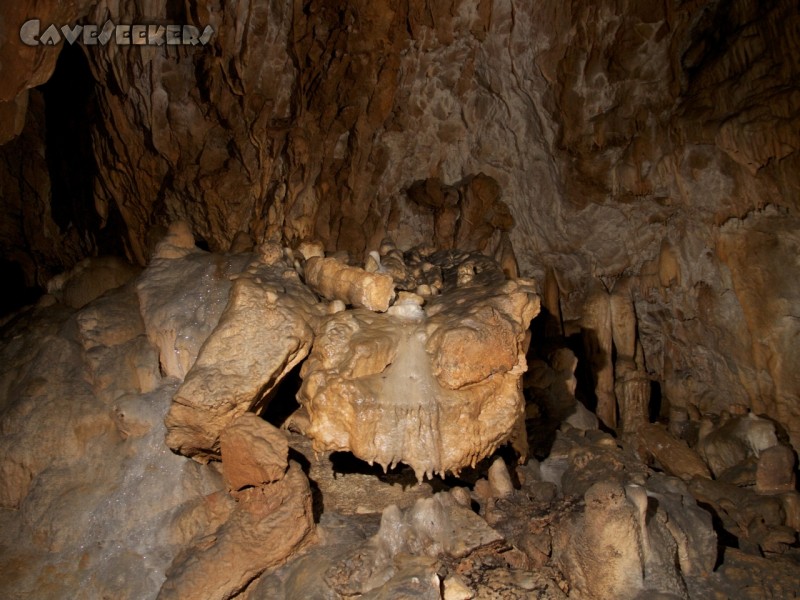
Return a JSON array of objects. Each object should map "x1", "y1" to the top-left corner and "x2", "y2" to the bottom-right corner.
[
  {"x1": 159, "y1": 243, "x2": 539, "y2": 480},
  {"x1": 298, "y1": 253, "x2": 540, "y2": 480}
]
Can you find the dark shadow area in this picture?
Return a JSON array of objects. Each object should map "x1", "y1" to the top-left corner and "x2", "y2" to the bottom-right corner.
[
  {"x1": 289, "y1": 446, "x2": 324, "y2": 523},
  {"x1": 39, "y1": 43, "x2": 128, "y2": 260},
  {"x1": 525, "y1": 317, "x2": 613, "y2": 458},
  {"x1": 697, "y1": 500, "x2": 739, "y2": 569},
  {"x1": 649, "y1": 380, "x2": 663, "y2": 422},
  {"x1": 645, "y1": 495, "x2": 660, "y2": 526},
  {"x1": 566, "y1": 329, "x2": 599, "y2": 415},
  {"x1": 528, "y1": 303, "x2": 566, "y2": 348},
  {"x1": 0, "y1": 261, "x2": 41, "y2": 316},
  {"x1": 41, "y1": 44, "x2": 99, "y2": 243},
  {"x1": 259, "y1": 363, "x2": 303, "y2": 428},
  {"x1": 328, "y1": 444, "x2": 522, "y2": 495},
  {"x1": 525, "y1": 409, "x2": 561, "y2": 460},
  {"x1": 329, "y1": 452, "x2": 420, "y2": 488}
]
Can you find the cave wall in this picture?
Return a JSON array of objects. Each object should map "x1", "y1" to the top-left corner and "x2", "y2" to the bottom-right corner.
[{"x1": 0, "y1": 0, "x2": 798, "y2": 444}]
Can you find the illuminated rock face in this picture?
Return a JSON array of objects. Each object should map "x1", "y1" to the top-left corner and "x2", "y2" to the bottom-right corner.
[
  {"x1": 163, "y1": 258, "x2": 322, "y2": 463},
  {"x1": 299, "y1": 252, "x2": 539, "y2": 479},
  {"x1": 304, "y1": 255, "x2": 395, "y2": 312},
  {"x1": 1, "y1": 0, "x2": 800, "y2": 448}
]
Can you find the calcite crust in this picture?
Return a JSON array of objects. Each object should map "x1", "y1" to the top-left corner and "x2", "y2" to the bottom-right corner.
[{"x1": 299, "y1": 263, "x2": 540, "y2": 479}]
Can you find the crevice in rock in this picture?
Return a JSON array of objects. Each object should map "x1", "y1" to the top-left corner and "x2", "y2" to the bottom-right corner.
[
  {"x1": 260, "y1": 362, "x2": 303, "y2": 429},
  {"x1": 650, "y1": 380, "x2": 664, "y2": 422},
  {"x1": 41, "y1": 44, "x2": 99, "y2": 252},
  {"x1": 0, "y1": 260, "x2": 40, "y2": 317}
]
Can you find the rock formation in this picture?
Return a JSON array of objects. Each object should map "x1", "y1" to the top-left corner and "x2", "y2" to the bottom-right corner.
[
  {"x1": 1, "y1": 0, "x2": 800, "y2": 598},
  {"x1": 304, "y1": 255, "x2": 396, "y2": 312},
  {"x1": 554, "y1": 481, "x2": 647, "y2": 599},
  {"x1": 298, "y1": 249, "x2": 539, "y2": 480},
  {"x1": 1, "y1": 1, "x2": 798, "y2": 454},
  {"x1": 157, "y1": 462, "x2": 315, "y2": 600},
  {"x1": 0, "y1": 234, "x2": 799, "y2": 597},
  {"x1": 163, "y1": 253, "x2": 322, "y2": 462}
]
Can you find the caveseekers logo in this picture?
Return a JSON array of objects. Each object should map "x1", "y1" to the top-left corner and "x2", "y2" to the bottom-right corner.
[{"x1": 20, "y1": 19, "x2": 214, "y2": 46}]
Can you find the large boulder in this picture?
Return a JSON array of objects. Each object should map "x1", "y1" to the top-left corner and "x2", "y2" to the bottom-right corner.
[
  {"x1": 299, "y1": 252, "x2": 539, "y2": 479},
  {"x1": 165, "y1": 260, "x2": 322, "y2": 462}
]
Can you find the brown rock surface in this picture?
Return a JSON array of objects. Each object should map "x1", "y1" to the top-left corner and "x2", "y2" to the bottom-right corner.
[
  {"x1": 0, "y1": 0, "x2": 799, "y2": 453},
  {"x1": 756, "y1": 445, "x2": 797, "y2": 494},
  {"x1": 165, "y1": 260, "x2": 322, "y2": 461},
  {"x1": 299, "y1": 253, "x2": 539, "y2": 479},
  {"x1": 637, "y1": 423, "x2": 712, "y2": 481},
  {"x1": 158, "y1": 462, "x2": 315, "y2": 600},
  {"x1": 220, "y1": 414, "x2": 289, "y2": 492}
]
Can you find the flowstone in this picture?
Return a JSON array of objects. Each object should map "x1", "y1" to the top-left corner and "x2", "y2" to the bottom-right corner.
[{"x1": 298, "y1": 251, "x2": 539, "y2": 479}]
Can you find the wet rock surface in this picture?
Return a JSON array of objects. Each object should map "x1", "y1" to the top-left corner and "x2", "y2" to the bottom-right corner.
[
  {"x1": 0, "y1": 0, "x2": 799, "y2": 596},
  {"x1": 164, "y1": 254, "x2": 322, "y2": 462},
  {"x1": 1, "y1": 0, "x2": 799, "y2": 454},
  {"x1": 0, "y1": 248, "x2": 798, "y2": 599},
  {"x1": 298, "y1": 250, "x2": 539, "y2": 479}
]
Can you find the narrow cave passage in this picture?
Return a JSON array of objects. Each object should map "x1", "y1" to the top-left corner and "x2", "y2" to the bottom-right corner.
[
  {"x1": 40, "y1": 43, "x2": 127, "y2": 261},
  {"x1": 41, "y1": 43, "x2": 99, "y2": 244}
]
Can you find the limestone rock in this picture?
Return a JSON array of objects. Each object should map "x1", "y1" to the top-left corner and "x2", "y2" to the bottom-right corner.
[
  {"x1": 327, "y1": 493, "x2": 501, "y2": 597},
  {"x1": 299, "y1": 253, "x2": 539, "y2": 479},
  {"x1": 153, "y1": 221, "x2": 197, "y2": 259},
  {"x1": 698, "y1": 413, "x2": 779, "y2": 477},
  {"x1": 688, "y1": 475, "x2": 797, "y2": 557},
  {"x1": 75, "y1": 285, "x2": 147, "y2": 350},
  {"x1": 488, "y1": 457, "x2": 515, "y2": 498},
  {"x1": 637, "y1": 423, "x2": 712, "y2": 481},
  {"x1": 358, "y1": 556, "x2": 441, "y2": 600},
  {"x1": 75, "y1": 285, "x2": 160, "y2": 403},
  {"x1": 645, "y1": 475, "x2": 718, "y2": 578},
  {"x1": 158, "y1": 462, "x2": 315, "y2": 600},
  {"x1": 137, "y1": 250, "x2": 249, "y2": 380},
  {"x1": 553, "y1": 481, "x2": 646, "y2": 599},
  {"x1": 220, "y1": 414, "x2": 289, "y2": 491},
  {"x1": 0, "y1": 299, "x2": 226, "y2": 600},
  {"x1": 165, "y1": 263, "x2": 322, "y2": 461},
  {"x1": 0, "y1": 329, "x2": 117, "y2": 510},
  {"x1": 756, "y1": 445, "x2": 797, "y2": 494},
  {"x1": 47, "y1": 256, "x2": 140, "y2": 309},
  {"x1": 443, "y1": 574, "x2": 474, "y2": 600},
  {"x1": 304, "y1": 255, "x2": 395, "y2": 312},
  {"x1": 297, "y1": 241, "x2": 325, "y2": 261}
]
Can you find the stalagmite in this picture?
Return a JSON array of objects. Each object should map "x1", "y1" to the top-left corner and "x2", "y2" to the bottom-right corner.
[
  {"x1": 582, "y1": 281, "x2": 616, "y2": 429},
  {"x1": 554, "y1": 481, "x2": 645, "y2": 599},
  {"x1": 611, "y1": 278, "x2": 650, "y2": 435}
]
